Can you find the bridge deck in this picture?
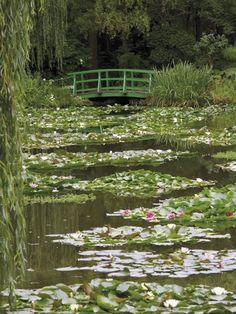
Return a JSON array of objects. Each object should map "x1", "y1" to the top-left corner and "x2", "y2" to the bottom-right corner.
[{"x1": 68, "y1": 69, "x2": 154, "y2": 99}]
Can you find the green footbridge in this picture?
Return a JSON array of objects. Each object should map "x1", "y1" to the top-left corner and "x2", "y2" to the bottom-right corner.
[{"x1": 68, "y1": 69, "x2": 154, "y2": 99}]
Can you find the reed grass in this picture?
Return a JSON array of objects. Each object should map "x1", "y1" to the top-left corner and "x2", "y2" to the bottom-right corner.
[{"x1": 151, "y1": 62, "x2": 212, "y2": 106}]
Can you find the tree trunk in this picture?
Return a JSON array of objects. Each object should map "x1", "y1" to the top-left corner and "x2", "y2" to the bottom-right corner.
[
  {"x1": 195, "y1": 9, "x2": 201, "y2": 41},
  {"x1": 89, "y1": 29, "x2": 98, "y2": 68}
]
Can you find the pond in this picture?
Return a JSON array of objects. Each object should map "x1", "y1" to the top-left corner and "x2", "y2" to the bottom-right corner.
[{"x1": 2, "y1": 103, "x2": 236, "y2": 312}]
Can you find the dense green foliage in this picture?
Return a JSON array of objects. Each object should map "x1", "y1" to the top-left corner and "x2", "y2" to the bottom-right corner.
[
  {"x1": 151, "y1": 63, "x2": 212, "y2": 106},
  {"x1": 23, "y1": 75, "x2": 87, "y2": 108},
  {"x1": 60, "y1": 0, "x2": 236, "y2": 72},
  {"x1": 0, "y1": 0, "x2": 31, "y2": 302}
]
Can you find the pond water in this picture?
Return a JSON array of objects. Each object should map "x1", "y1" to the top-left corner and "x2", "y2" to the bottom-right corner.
[
  {"x1": 2, "y1": 104, "x2": 236, "y2": 312},
  {"x1": 23, "y1": 105, "x2": 236, "y2": 284}
]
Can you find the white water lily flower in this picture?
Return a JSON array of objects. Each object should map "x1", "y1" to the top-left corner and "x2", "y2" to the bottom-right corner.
[
  {"x1": 167, "y1": 223, "x2": 176, "y2": 230},
  {"x1": 29, "y1": 183, "x2": 38, "y2": 189},
  {"x1": 181, "y1": 247, "x2": 190, "y2": 254},
  {"x1": 196, "y1": 178, "x2": 203, "y2": 183},
  {"x1": 141, "y1": 283, "x2": 148, "y2": 291},
  {"x1": 41, "y1": 156, "x2": 48, "y2": 161},
  {"x1": 70, "y1": 303, "x2": 79, "y2": 311},
  {"x1": 211, "y1": 287, "x2": 227, "y2": 295},
  {"x1": 146, "y1": 291, "x2": 155, "y2": 300},
  {"x1": 163, "y1": 299, "x2": 179, "y2": 308}
]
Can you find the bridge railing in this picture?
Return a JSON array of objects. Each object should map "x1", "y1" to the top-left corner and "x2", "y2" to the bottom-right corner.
[{"x1": 68, "y1": 69, "x2": 154, "y2": 98}]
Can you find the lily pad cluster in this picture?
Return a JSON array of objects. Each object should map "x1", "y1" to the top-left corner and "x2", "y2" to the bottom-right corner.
[
  {"x1": 26, "y1": 149, "x2": 189, "y2": 171},
  {"x1": 213, "y1": 151, "x2": 236, "y2": 160},
  {"x1": 22, "y1": 104, "x2": 236, "y2": 149},
  {"x1": 26, "y1": 193, "x2": 96, "y2": 205},
  {"x1": 49, "y1": 224, "x2": 230, "y2": 247},
  {"x1": 26, "y1": 169, "x2": 213, "y2": 198},
  {"x1": 75, "y1": 248, "x2": 236, "y2": 278},
  {"x1": 114, "y1": 184, "x2": 236, "y2": 225},
  {"x1": 217, "y1": 161, "x2": 236, "y2": 172},
  {"x1": 84, "y1": 170, "x2": 214, "y2": 198},
  {"x1": 2, "y1": 279, "x2": 236, "y2": 313}
]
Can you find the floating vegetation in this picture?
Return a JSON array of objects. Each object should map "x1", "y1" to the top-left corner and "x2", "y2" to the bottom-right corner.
[
  {"x1": 8, "y1": 102, "x2": 236, "y2": 312},
  {"x1": 2, "y1": 279, "x2": 236, "y2": 313},
  {"x1": 113, "y1": 185, "x2": 236, "y2": 225},
  {"x1": 217, "y1": 162, "x2": 236, "y2": 172},
  {"x1": 25, "y1": 149, "x2": 189, "y2": 171},
  {"x1": 26, "y1": 170, "x2": 213, "y2": 198},
  {"x1": 76, "y1": 249, "x2": 236, "y2": 278},
  {"x1": 25, "y1": 174, "x2": 87, "y2": 195},
  {"x1": 49, "y1": 224, "x2": 230, "y2": 248},
  {"x1": 22, "y1": 104, "x2": 236, "y2": 149},
  {"x1": 85, "y1": 170, "x2": 214, "y2": 198},
  {"x1": 213, "y1": 151, "x2": 236, "y2": 160},
  {"x1": 26, "y1": 193, "x2": 96, "y2": 205},
  {"x1": 213, "y1": 151, "x2": 236, "y2": 172}
]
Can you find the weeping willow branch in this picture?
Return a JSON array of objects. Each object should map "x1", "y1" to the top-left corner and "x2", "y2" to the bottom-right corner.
[
  {"x1": 0, "y1": 0, "x2": 31, "y2": 303},
  {"x1": 0, "y1": 0, "x2": 67, "y2": 305},
  {"x1": 95, "y1": 0, "x2": 149, "y2": 37},
  {"x1": 30, "y1": 0, "x2": 67, "y2": 69}
]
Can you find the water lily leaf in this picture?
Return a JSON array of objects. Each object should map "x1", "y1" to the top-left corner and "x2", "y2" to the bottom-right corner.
[{"x1": 96, "y1": 294, "x2": 118, "y2": 310}]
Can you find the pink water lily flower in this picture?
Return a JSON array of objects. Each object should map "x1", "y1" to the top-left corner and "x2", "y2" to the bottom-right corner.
[
  {"x1": 145, "y1": 211, "x2": 155, "y2": 221},
  {"x1": 176, "y1": 210, "x2": 185, "y2": 217},
  {"x1": 121, "y1": 209, "x2": 130, "y2": 217},
  {"x1": 167, "y1": 212, "x2": 176, "y2": 220}
]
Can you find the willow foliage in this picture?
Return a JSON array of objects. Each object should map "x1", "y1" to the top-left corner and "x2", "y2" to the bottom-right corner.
[
  {"x1": 95, "y1": 0, "x2": 149, "y2": 36},
  {"x1": 0, "y1": 0, "x2": 31, "y2": 301},
  {"x1": 31, "y1": 0, "x2": 67, "y2": 69},
  {"x1": 0, "y1": 0, "x2": 67, "y2": 304}
]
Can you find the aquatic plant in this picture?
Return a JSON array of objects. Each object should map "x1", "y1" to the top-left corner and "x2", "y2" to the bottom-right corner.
[
  {"x1": 26, "y1": 149, "x2": 190, "y2": 171},
  {"x1": 27, "y1": 193, "x2": 96, "y2": 205},
  {"x1": 113, "y1": 184, "x2": 236, "y2": 227},
  {"x1": 213, "y1": 151, "x2": 236, "y2": 160},
  {"x1": 75, "y1": 248, "x2": 236, "y2": 278},
  {"x1": 22, "y1": 104, "x2": 236, "y2": 149},
  {"x1": 85, "y1": 170, "x2": 214, "y2": 198},
  {"x1": 50, "y1": 224, "x2": 230, "y2": 248},
  {"x1": 2, "y1": 279, "x2": 235, "y2": 313}
]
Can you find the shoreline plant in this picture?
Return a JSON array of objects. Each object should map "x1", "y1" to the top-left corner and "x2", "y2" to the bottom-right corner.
[{"x1": 151, "y1": 62, "x2": 212, "y2": 107}]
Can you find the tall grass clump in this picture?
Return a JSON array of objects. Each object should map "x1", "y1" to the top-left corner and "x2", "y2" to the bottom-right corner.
[{"x1": 151, "y1": 62, "x2": 212, "y2": 106}]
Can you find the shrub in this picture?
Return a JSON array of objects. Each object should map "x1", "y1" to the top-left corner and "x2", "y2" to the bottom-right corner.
[
  {"x1": 223, "y1": 46, "x2": 236, "y2": 62},
  {"x1": 194, "y1": 33, "x2": 228, "y2": 67},
  {"x1": 151, "y1": 62, "x2": 212, "y2": 107},
  {"x1": 212, "y1": 71, "x2": 236, "y2": 104},
  {"x1": 23, "y1": 74, "x2": 89, "y2": 108}
]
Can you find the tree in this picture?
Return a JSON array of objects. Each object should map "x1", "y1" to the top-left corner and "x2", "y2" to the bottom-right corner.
[{"x1": 0, "y1": 0, "x2": 67, "y2": 305}]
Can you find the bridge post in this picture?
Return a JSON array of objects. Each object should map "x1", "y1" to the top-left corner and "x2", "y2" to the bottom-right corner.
[
  {"x1": 131, "y1": 71, "x2": 134, "y2": 89},
  {"x1": 106, "y1": 71, "x2": 109, "y2": 88},
  {"x1": 148, "y1": 73, "x2": 152, "y2": 93},
  {"x1": 97, "y1": 71, "x2": 101, "y2": 93},
  {"x1": 81, "y1": 73, "x2": 85, "y2": 91},
  {"x1": 123, "y1": 71, "x2": 127, "y2": 93},
  {"x1": 73, "y1": 74, "x2": 77, "y2": 95}
]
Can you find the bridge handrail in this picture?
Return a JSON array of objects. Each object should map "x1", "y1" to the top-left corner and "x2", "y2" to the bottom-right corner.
[{"x1": 68, "y1": 68, "x2": 155, "y2": 77}]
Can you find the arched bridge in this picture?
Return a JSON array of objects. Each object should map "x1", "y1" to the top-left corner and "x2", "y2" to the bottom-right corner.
[{"x1": 68, "y1": 69, "x2": 154, "y2": 99}]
